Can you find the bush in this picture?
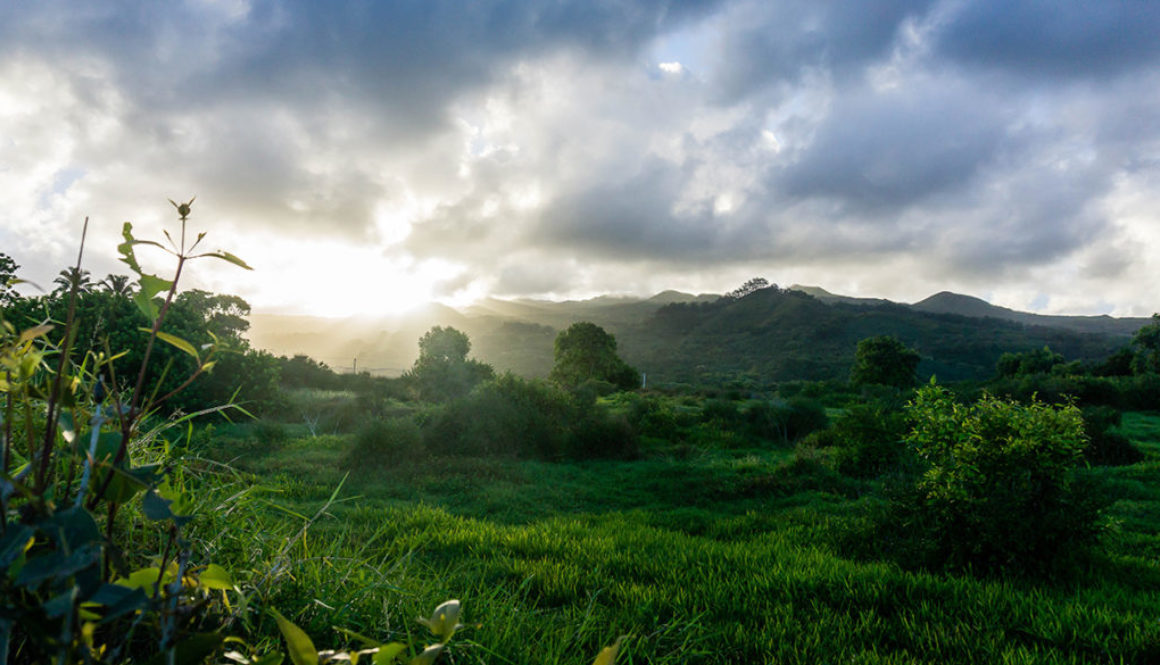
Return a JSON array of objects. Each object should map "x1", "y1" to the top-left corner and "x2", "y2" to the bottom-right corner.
[
  {"x1": 888, "y1": 384, "x2": 1104, "y2": 575},
  {"x1": 345, "y1": 417, "x2": 425, "y2": 468},
  {"x1": 744, "y1": 398, "x2": 829, "y2": 444},
  {"x1": 829, "y1": 402, "x2": 909, "y2": 478},
  {"x1": 420, "y1": 374, "x2": 635, "y2": 460},
  {"x1": 1081, "y1": 406, "x2": 1143, "y2": 466}
]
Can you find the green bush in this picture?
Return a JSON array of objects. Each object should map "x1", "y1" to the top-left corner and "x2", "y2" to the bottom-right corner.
[
  {"x1": 829, "y1": 402, "x2": 909, "y2": 478},
  {"x1": 744, "y1": 398, "x2": 829, "y2": 444},
  {"x1": 346, "y1": 417, "x2": 425, "y2": 469},
  {"x1": 1081, "y1": 406, "x2": 1143, "y2": 466},
  {"x1": 888, "y1": 384, "x2": 1104, "y2": 575}
]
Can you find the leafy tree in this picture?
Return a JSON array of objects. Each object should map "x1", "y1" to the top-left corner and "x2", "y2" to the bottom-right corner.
[
  {"x1": 1131, "y1": 313, "x2": 1160, "y2": 374},
  {"x1": 418, "y1": 325, "x2": 471, "y2": 363},
  {"x1": 175, "y1": 288, "x2": 251, "y2": 343},
  {"x1": 0, "y1": 252, "x2": 19, "y2": 306},
  {"x1": 550, "y1": 321, "x2": 640, "y2": 391},
  {"x1": 406, "y1": 326, "x2": 494, "y2": 402},
  {"x1": 995, "y1": 345, "x2": 1065, "y2": 377},
  {"x1": 850, "y1": 335, "x2": 920, "y2": 389}
]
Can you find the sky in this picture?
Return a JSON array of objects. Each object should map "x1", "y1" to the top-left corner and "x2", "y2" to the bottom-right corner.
[{"x1": 2, "y1": 0, "x2": 1159, "y2": 318}]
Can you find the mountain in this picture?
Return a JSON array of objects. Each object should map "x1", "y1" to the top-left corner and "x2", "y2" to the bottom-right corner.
[{"x1": 245, "y1": 286, "x2": 1151, "y2": 384}]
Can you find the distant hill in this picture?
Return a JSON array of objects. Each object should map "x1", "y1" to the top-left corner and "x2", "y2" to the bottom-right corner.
[
  {"x1": 911, "y1": 291, "x2": 1150, "y2": 336},
  {"x1": 246, "y1": 285, "x2": 1150, "y2": 384}
]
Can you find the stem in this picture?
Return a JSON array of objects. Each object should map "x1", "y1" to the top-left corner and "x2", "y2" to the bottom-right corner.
[{"x1": 37, "y1": 218, "x2": 89, "y2": 494}]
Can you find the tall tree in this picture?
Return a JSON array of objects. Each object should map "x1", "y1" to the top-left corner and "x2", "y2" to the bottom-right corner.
[{"x1": 550, "y1": 322, "x2": 640, "y2": 390}]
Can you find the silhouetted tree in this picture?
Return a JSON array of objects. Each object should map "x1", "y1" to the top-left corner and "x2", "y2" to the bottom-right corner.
[{"x1": 727, "y1": 277, "x2": 772, "y2": 300}]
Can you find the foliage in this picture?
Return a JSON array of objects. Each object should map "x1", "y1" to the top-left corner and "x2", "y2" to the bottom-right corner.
[
  {"x1": 995, "y1": 345, "x2": 1065, "y2": 377},
  {"x1": 742, "y1": 398, "x2": 829, "y2": 445},
  {"x1": 850, "y1": 335, "x2": 920, "y2": 389},
  {"x1": 0, "y1": 202, "x2": 252, "y2": 663},
  {"x1": 1081, "y1": 406, "x2": 1143, "y2": 466},
  {"x1": 405, "y1": 326, "x2": 495, "y2": 402},
  {"x1": 422, "y1": 373, "x2": 636, "y2": 460},
  {"x1": 725, "y1": 276, "x2": 771, "y2": 300},
  {"x1": 345, "y1": 417, "x2": 425, "y2": 469},
  {"x1": 890, "y1": 383, "x2": 1104, "y2": 575},
  {"x1": 550, "y1": 322, "x2": 640, "y2": 391},
  {"x1": 0, "y1": 252, "x2": 20, "y2": 307},
  {"x1": 827, "y1": 401, "x2": 910, "y2": 478},
  {"x1": 1131, "y1": 313, "x2": 1160, "y2": 374}
]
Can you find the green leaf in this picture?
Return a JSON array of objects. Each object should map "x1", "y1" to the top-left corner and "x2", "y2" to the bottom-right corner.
[
  {"x1": 271, "y1": 609, "x2": 319, "y2": 665},
  {"x1": 143, "y1": 490, "x2": 175, "y2": 521},
  {"x1": 199, "y1": 563, "x2": 234, "y2": 590},
  {"x1": 593, "y1": 636, "x2": 626, "y2": 665},
  {"x1": 197, "y1": 250, "x2": 253, "y2": 270},
  {"x1": 145, "y1": 329, "x2": 200, "y2": 361},
  {"x1": 17, "y1": 324, "x2": 53, "y2": 344},
  {"x1": 373, "y1": 643, "x2": 407, "y2": 665}
]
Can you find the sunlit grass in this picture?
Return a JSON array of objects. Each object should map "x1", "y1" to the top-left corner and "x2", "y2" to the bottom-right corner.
[{"x1": 190, "y1": 414, "x2": 1160, "y2": 664}]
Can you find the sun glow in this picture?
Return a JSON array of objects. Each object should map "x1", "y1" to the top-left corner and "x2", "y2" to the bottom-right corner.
[{"x1": 224, "y1": 233, "x2": 462, "y2": 318}]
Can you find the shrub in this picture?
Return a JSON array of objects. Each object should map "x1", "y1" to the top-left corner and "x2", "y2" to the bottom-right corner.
[
  {"x1": 829, "y1": 402, "x2": 909, "y2": 478},
  {"x1": 889, "y1": 384, "x2": 1104, "y2": 575},
  {"x1": 345, "y1": 417, "x2": 425, "y2": 469},
  {"x1": 1081, "y1": 406, "x2": 1143, "y2": 466},
  {"x1": 744, "y1": 398, "x2": 829, "y2": 444}
]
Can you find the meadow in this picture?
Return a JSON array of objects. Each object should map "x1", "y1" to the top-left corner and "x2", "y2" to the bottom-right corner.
[{"x1": 188, "y1": 395, "x2": 1160, "y2": 665}]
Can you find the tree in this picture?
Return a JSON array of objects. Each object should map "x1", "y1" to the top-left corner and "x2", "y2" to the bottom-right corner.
[
  {"x1": 407, "y1": 326, "x2": 494, "y2": 402},
  {"x1": 850, "y1": 335, "x2": 920, "y2": 389},
  {"x1": 99, "y1": 273, "x2": 134, "y2": 297},
  {"x1": 418, "y1": 326, "x2": 471, "y2": 363},
  {"x1": 52, "y1": 267, "x2": 93, "y2": 296},
  {"x1": 0, "y1": 253, "x2": 19, "y2": 307},
  {"x1": 550, "y1": 322, "x2": 640, "y2": 391},
  {"x1": 1131, "y1": 313, "x2": 1160, "y2": 374},
  {"x1": 726, "y1": 277, "x2": 772, "y2": 300},
  {"x1": 995, "y1": 345, "x2": 1065, "y2": 377}
]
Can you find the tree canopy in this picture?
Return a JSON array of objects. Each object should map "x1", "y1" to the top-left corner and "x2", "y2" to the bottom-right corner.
[
  {"x1": 407, "y1": 326, "x2": 494, "y2": 402},
  {"x1": 550, "y1": 321, "x2": 640, "y2": 390},
  {"x1": 850, "y1": 335, "x2": 920, "y2": 389}
]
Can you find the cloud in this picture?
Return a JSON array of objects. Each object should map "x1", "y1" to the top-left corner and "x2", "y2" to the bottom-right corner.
[
  {"x1": 930, "y1": 0, "x2": 1160, "y2": 79},
  {"x1": 1, "y1": 0, "x2": 1159, "y2": 317}
]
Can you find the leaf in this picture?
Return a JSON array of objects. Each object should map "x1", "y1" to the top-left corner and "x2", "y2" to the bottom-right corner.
[
  {"x1": 198, "y1": 563, "x2": 234, "y2": 590},
  {"x1": 143, "y1": 490, "x2": 175, "y2": 521},
  {"x1": 270, "y1": 609, "x2": 319, "y2": 665},
  {"x1": 17, "y1": 324, "x2": 53, "y2": 344},
  {"x1": 197, "y1": 250, "x2": 253, "y2": 270},
  {"x1": 373, "y1": 644, "x2": 407, "y2": 665},
  {"x1": 145, "y1": 329, "x2": 200, "y2": 361},
  {"x1": 593, "y1": 636, "x2": 626, "y2": 665},
  {"x1": 408, "y1": 644, "x2": 443, "y2": 665}
]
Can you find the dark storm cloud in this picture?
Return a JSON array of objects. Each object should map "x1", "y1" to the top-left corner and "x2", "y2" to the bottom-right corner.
[
  {"x1": 932, "y1": 0, "x2": 1160, "y2": 78},
  {"x1": 774, "y1": 83, "x2": 1008, "y2": 210},
  {"x1": 0, "y1": 0, "x2": 722, "y2": 124},
  {"x1": 711, "y1": 0, "x2": 936, "y2": 100}
]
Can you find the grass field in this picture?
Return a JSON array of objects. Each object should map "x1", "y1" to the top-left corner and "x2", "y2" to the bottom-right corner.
[{"x1": 190, "y1": 412, "x2": 1160, "y2": 664}]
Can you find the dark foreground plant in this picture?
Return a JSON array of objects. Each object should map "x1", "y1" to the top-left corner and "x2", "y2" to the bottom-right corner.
[{"x1": 1, "y1": 202, "x2": 624, "y2": 665}]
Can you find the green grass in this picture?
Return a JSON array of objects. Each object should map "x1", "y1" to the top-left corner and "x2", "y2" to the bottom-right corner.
[{"x1": 189, "y1": 415, "x2": 1160, "y2": 664}]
